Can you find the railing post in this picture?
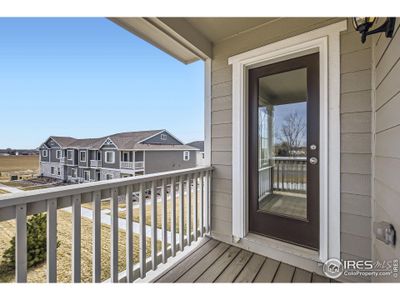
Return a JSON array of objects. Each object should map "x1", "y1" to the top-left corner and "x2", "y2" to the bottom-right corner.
[
  {"x1": 179, "y1": 176, "x2": 184, "y2": 251},
  {"x1": 193, "y1": 173, "x2": 198, "y2": 241},
  {"x1": 110, "y1": 188, "x2": 119, "y2": 283},
  {"x1": 47, "y1": 198, "x2": 57, "y2": 283},
  {"x1": 170, "y1": 177, "x2": 177, "y2": 256},
  {"x1": 151, "y1": 180, "x2": 157, "y2": 270},
  {"x1": 72, "y1": 194, "x2": 81, "y2": 283},
  {"x1": 161, "y1": 179, "x2": 168, "y2": 263},
  {"x1": 199, "y1": 171, "x2": 204, "y2": 237},
  {"x1": 125, "y1": 185, "x2": 133, "y2": 283},
  {"x1": 186, "y1": 174, "x2": 192, "y2": 246},
  {"x1": 139, "y1": 183, "x2": 146, "y2": 279},
  {"x1": 15, "y1": 204, "x2": 27, "y2": 283},
  {"x1": 92, "y1": 191, "x2": 101, "y2": 283}
]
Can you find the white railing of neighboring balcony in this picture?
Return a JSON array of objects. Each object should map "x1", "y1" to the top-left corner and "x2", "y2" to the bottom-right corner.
[
  {"x1": 90, "y1": 160, "x2": 102, "y2": 168},
  {"x1": 134, "y1": 161, "x2": 144, "y2": 169},
  {"x1": 120, "y1": 161, "x2": 134, "y2": 169},
  {"x1": 0, "y1": 166, "x2": 212, "y2": 283}
]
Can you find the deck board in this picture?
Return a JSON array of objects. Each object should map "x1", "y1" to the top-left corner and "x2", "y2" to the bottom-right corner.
[
  {"x1": 177, "y1": 242, "x2": 230, "y2": 282},
  {"x1": 273, "y1": 263, "x2": 296, "y2": 282},
  {"x1": 214, "y1": 250, "x2": 252, "y2": 282},
  {"x1": 156, "y1": 238, "x2": 219, "y2": 282},
  {"x1": 195, "y1": 246, "x2": 241, "y2": 283},
  {"x1": 154, "y1": 238, "x2": 333, "y2": 283},
  {"x1": 253, "y1": 258, "x2": 280, "y2": 282},
  {"x1": 234, "y1": 254, "x2": 265, "y2": 283}
]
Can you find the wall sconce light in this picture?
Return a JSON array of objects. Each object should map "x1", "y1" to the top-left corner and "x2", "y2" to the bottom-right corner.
[{"x1": 352, "y1": 17, "x2": 396, "y2": 43}]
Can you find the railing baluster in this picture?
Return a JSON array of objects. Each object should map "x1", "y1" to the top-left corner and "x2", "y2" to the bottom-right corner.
[
  {"x1": 151, "y1": 181, "x2": 157, "y2": 270},
  {"x1": 205, "y1": 170, "x2": 211, "y2": 233},
  {"x1": 199, "y1": 171, "x2": 204, "y2": 237},
  {"x1": 125, "y1": 185, "x2": 133, "y2": 282},
  {"x1": 92, "y1": 191, "x2": 101, "y2": 283},
  {"x1": 139, "y1": 183, "x2": 146, "y2": 279},
  {"x1": 72, "y1": 194, "x2": 81, "y2": 283},
  {"x1": 47, "y1": 198, "x2": 57, "y2": 283},
  {"x1": 186, "y1": 174, "x2": 192, "y2": 246},
  {"x1": 110, "y1": 188, "x2": 118, "y2": 283},
  {"x1": 193, "y1": 173, "x2": 198, "y2": 241},
  {"x1": 170, "y1": 177, "x2": 177, "y2": 256},
  {"x1": 179, "y1": 176, "x2": 184, "y2": 251},
  {"x1": 161, "y1": 179, "x2": 167, "y2": 263},
  {"x1": 15, "y1": 204, "x2": 27, "y2": 283}
]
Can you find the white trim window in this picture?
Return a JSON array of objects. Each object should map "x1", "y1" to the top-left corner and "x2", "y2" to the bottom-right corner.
[
  {"x1": 50, "y1": 166, "x2": 55, "y2": 175},
  {"x1": 183, "y1": 151, "x2": 190, "y2": 161},
  {"x1": 83, "y1": 170, "x2": 90, "y2": 181},
  {"x1": 67, "y1": 150, "x2": 73, "y2": 160},
  {"x1": 105, "y1": 151, "x2": 115, "y2": 164},
  {"x1": 80, "y1": 150, "x2": 87, "y2": 162},
  {"x1": 56, "y1": 150, "x2": 62, "y2": 159},
  {"x1": 71, "y1": 168, "x2": 77, "y2": 178},
  {"x1": 57, "y1": 167, "x2": 61, "y2": 176},
  {"x1": 160, "y1": 133, "x2": 167, "y2": 141},
  {"x1": 42, "y1": 149, "x2": 48, "y2": 157},
  {"x1": 106, "y1": 173, "x2": 113, "y2": 180}
]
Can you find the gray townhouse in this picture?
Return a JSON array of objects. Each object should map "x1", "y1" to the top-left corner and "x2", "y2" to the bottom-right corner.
[{"x1": 38, "y1": 130, "x2": 198, "y2": 183}]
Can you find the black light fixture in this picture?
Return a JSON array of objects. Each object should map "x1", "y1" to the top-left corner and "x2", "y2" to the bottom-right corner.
[{"x1": 352, "y1": 17, "x2": 396, "y2": 43}]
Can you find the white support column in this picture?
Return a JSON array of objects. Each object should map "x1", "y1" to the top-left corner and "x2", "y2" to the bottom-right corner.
[
  {"x1": 47, "y1": 198, "x2": 57, "y2": 283},
  {"x1": 72, "y1": 194, "x2": 81, "y2": 283},
  {"x1": 92, "y1": 191, "x2": 101, "y2": 283},
  {"x1": 15, "y1": 204, "x2": 27, "y2": 283},
  {"x1": 125, "y1": 185, "x2": 133, "y2": 282},
  {"x1": 110, "y1": 188, "x2": 119, "y2": 282}
]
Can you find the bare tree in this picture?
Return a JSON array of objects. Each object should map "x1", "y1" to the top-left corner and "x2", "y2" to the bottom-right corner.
[{"x1": 276, "y1": 111, "x2": 306, "y2": 156}]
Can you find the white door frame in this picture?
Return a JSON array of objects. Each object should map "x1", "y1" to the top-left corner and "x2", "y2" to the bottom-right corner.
[{"x1": 229, "y1": 20, "x2": 347, "y2": 262}]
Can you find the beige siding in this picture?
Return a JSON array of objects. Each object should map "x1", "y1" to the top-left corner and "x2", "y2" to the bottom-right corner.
[
  {"x1": 372, "y1": 19, "x2": 400, "y2": 282},
  {"x1": 210, "y1": 18, "x2": 373, "y2": 262}
]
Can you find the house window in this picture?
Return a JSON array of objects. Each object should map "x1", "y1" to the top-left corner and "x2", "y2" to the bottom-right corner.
[
  {"x1": 67, "y1": 150, "x2": 73, "y2": 160},
  {"x1": 106, "y1": 173, "x2": 113, "y2": 180},
  {"x1": 56, "y1": 150, "x2": 62, "y2": 159},
  {"x1": 71, "y1": 168, "x2": 77, "y2": 178},
  {"x1": 201, "y1": 152, "x2": 205, "y2": 159},
  {"x1": 51, "y1": 167, "x2": 55, "y2": 175},
  {"x1": 105, "y1": 151, "x2": 115, "y2": 164},
  {"x1": 80, "y1": 151, "x2": 86, "y2": 162},
  {"x1": 42, "y1": 150, "x2": 48, "y2": 157},
  {"x1": 183, "y1": 151, "x2": 190, "y2": 161},
  {"x1": 161, "y1": 134, "x2": 167, "y2": 141},
  {"x1": 84, "y1": 170, "x2": 90, "y2": 181},
  {"x1": 57, "y1": 167, "x2": 61, "y2": 176},
  {"x1": 122, "y1": 151, "x2": 129, "y2": 162},
  {"x1": 96, "y1": 151, "x2": 101, "y2": 161}
]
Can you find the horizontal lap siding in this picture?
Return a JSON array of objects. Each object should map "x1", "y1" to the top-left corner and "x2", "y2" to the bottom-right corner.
[
  {"x1": 372, "y1": 18, "x2": 400, "y2": 281},
  {"x1": 210, "y1": 18, "x2": 372, "y2": 263}
]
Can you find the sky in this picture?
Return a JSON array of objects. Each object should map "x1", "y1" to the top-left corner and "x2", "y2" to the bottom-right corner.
[{"x1": 0, "y1": 18, "x2": 204, "y2": 149}]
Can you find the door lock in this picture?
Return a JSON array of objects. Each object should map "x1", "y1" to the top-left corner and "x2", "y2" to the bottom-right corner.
[{"x1": 309, "y1": 157, "x2": 318, "y2": 165}]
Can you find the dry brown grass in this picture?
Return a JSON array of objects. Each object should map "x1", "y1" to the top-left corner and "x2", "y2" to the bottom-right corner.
[
  {"x1": 0, "y1": 210, "x2": 160, "y2": 283},
  {"x1": 0, "y1": 156, "x2": 39, "y2": 173},
  {"x1": 81, "y1": 199, "x2": 126, "y2": 211}
]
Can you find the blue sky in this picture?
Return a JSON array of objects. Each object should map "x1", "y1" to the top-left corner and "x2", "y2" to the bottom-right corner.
[{"x1": 0, "y1": 18, "x2": 204, "y2": 149}]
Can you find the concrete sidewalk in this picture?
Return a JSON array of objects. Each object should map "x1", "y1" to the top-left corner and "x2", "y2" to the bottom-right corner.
[{"x1": 0, "y1": 182, "x2": 23, "y2": 193}]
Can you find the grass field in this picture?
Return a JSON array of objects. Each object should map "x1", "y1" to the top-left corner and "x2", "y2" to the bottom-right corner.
[
  {"x1": 0, "y1": 210, "x2": 160, "y2": 283},
  {"x1": 0, "y1": 155, "x2": 39, "y2": 173}
]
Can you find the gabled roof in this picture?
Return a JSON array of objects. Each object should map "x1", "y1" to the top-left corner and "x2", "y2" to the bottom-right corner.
[
  {"x1": 187, "y1": 141, "x2": 204, "y2": 152},
  {"x1": 40, "y1": 130, "x2": 196, "y2": 150}
]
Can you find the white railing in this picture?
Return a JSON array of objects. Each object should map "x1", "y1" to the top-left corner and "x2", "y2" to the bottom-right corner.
[
  {"x1": 0, "y1": 166, "x2": 212, "y2": 283},
  {"x1": 134, "y1": 161, "x2": 144, "y2": 169},
  {"x1": 90, "y1": 160, "x2": 102, "y2": 168},
  {"x1": 60, "y1": 157, "x2": 66, "y2": 164},
  {"x1": 272, "y1": 157, "x2": 307, "y2": 192},
  {"x1": 120, "y1": 161, "x2": 133, "y2": 169}
]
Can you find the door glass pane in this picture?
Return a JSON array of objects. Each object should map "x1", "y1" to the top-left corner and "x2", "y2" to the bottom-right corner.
[{"x1": 258, "y1": 68, "x2": 307, "y2": 220}]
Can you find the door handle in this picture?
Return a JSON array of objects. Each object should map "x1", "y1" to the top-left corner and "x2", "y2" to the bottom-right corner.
[{"x1": 309, "y1": 157, "x2": 318, "y2": 165}]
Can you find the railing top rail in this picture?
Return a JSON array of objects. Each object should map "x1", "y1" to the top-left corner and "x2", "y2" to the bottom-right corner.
[
  {"x1": 0, "y1": 166, "x2": 212, "y2": 208},
  {"x1": 272, "y1": 156, "x2": 307, "y2": 161}
]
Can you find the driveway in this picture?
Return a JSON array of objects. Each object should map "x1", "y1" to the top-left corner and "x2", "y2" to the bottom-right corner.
[{"x1": 0, "y1": 182, "x2": 23, "y2": 193}]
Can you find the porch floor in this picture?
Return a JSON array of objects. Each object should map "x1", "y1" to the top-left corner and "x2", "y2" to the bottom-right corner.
[{"x1": 155, "y1": 237, "x2": 334, "y2": 283}]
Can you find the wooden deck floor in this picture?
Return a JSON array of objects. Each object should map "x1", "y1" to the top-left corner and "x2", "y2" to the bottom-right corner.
[{"x1": 155, "y1": 238, "x2": 334, "y2": 283}]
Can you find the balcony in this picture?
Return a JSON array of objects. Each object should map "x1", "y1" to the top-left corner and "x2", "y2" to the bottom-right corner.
[
  {"x1": 120, "y1": 161, "x2": 144, "y2": 170},
  {"x1": 0, "y1": 166, "x2": 212, "y2": 283},
  {"x1": 90, "y1": 159, "x2": 102, "y2": 168},
  {"x1": 60, "y1": 157, "x2": 66, "y2": 164}
]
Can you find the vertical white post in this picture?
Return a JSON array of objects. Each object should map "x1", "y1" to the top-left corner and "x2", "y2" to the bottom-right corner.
[
  {"x1": 125, "y1": 185, "x2": 133, "y2": 282},
  {"x1": 72, "y1": 194, "x2": 81, "y2": 283},
  {"x1": 199, "y1": 172, "x2": 204, "y2": 236},
  {"x1": 47, "y1": 198, "x2": 57, "y2": 283},
  {"x1": 193, "y1": 173, "x2": 198, "y2": 241},
  {"x1": 179, "y1": 176, "x2": 184, "y2": 251},
  {"x1": 110, "y1": 188, "x2": 119, "y2": 283},
  {"x1": 15, "y1": 204, "x2": 27, "y2": 283},
  {"x1": 170, "y1": 177, "x2": 177, "y2": 256},
  {"x1": 205, "y1": 171, "x2": 210, "y2": 233},
  {"x1": 139, "y1": 183, "x2": 146, "y2": 278},
  {"x1": 161, "y1": 179, "x2": 168, "y2": 263},
  {"x1": 151, "y1": 181, "x2": 157, "y2": 270},
  {"x1": 92, "y1": 191, "x2": 101, "y2": 283},
  {"x1": 186, "y1": 174, "x2": 192, "y2": 246}
]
